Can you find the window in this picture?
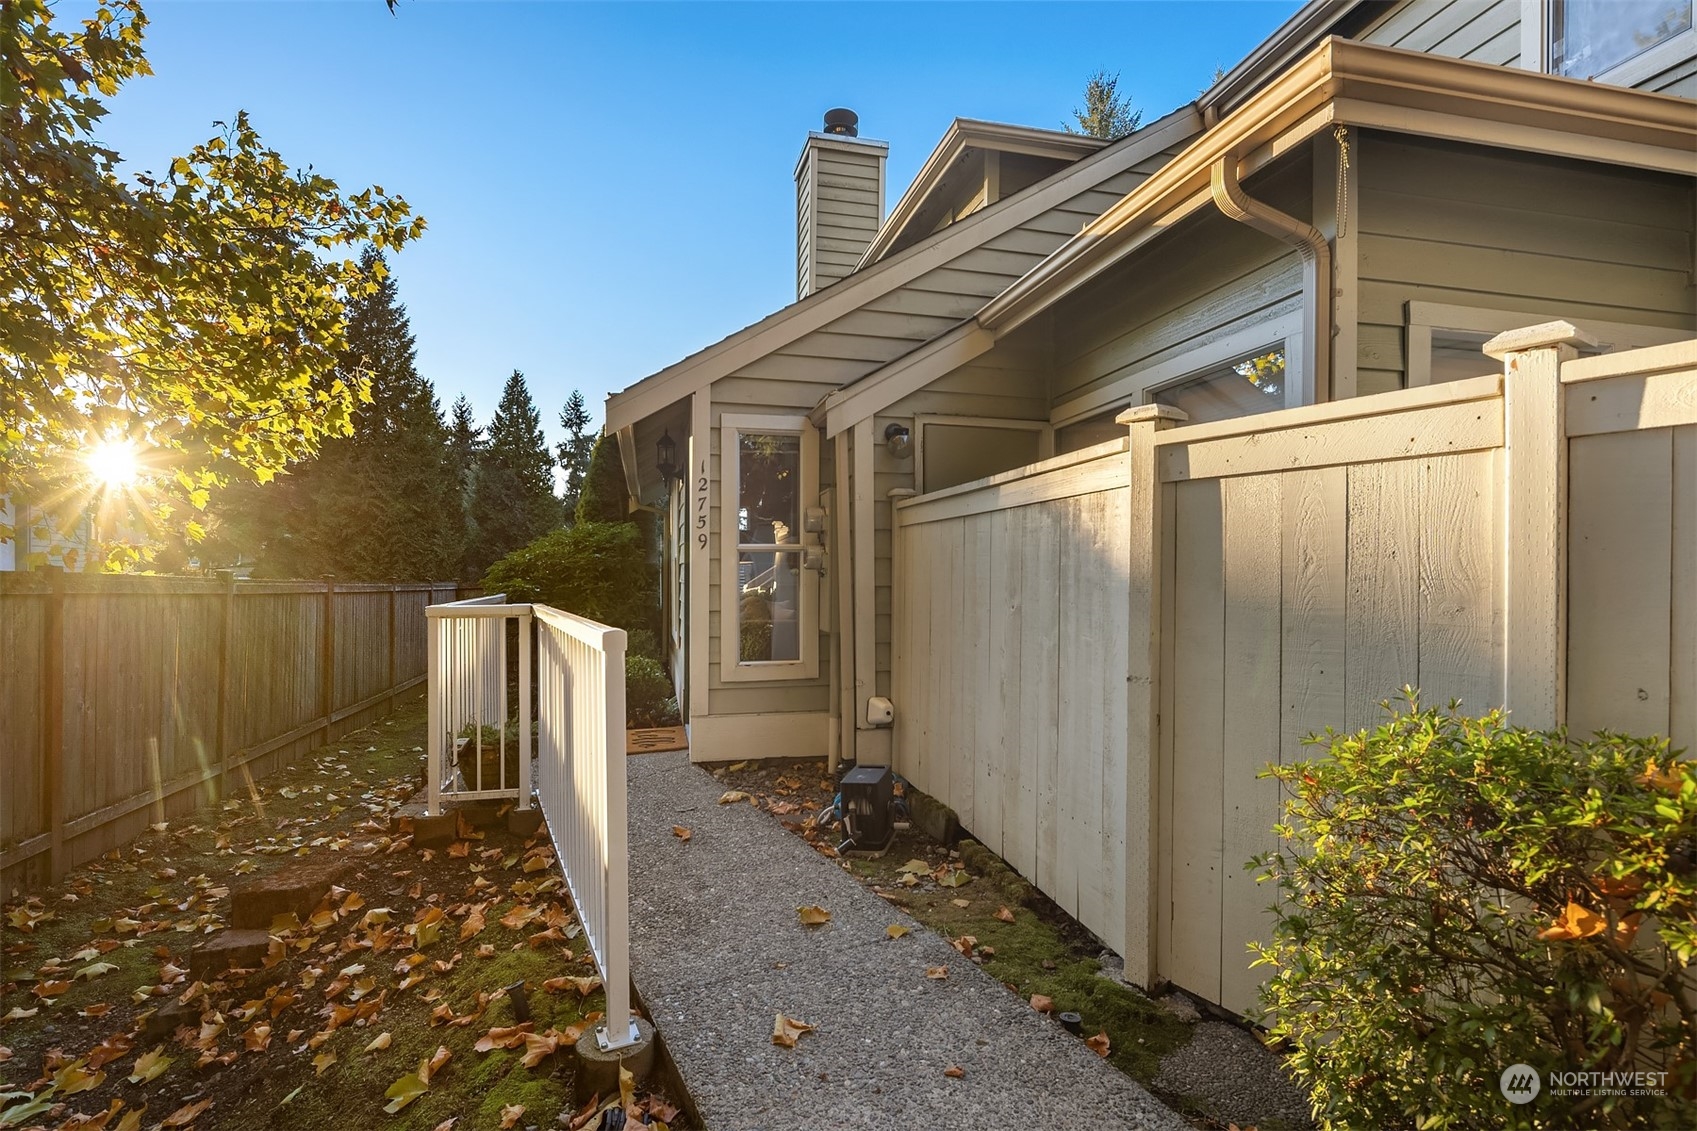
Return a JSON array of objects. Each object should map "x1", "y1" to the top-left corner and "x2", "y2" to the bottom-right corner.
[
  {"x1": 1404, "y1": 301, "x2": 1694, "y2": 387},
  {"x1": 1055, "y1": 408, "x2": 1128, "y2": 454},
  {"x1": 913, "y1": 416, "x2": 1049, "y2": 493},
  {"x1": 719, "y1": 415, "x2": 818, "y2": 680},
  {"x1": 1150, "y1": 348, "x2": 1287, "y2": 423},
  {"x1": 1549, "y1": 0, "x2": 1693, "y2": 81}
]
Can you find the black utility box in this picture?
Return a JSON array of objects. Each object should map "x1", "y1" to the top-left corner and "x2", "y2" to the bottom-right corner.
[{"x1": 840, "y1": 765, "x2": 895, "y2": 853}]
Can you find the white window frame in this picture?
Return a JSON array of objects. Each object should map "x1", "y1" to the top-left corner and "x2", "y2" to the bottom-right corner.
[
  {"x1": 912, "y1": 414, "x2": 1052, "y2": 495},
  {"x1": 1404, "y1": 301, "x2": 1694, "y2": 387},
  {"x1": 718, "y1": 413, "x2": 819, "y2": 682},
  {"x1": 1524, "y1": 0, "x2": 1697, "y2": 87},
  {"x1": 1050, "y1": 307, "x2": 1307, "y2": 429}
]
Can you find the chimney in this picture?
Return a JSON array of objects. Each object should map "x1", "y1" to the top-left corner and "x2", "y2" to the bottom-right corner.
[{"x1": 795, "y1": 108, "x2": 887, "y2": 299}]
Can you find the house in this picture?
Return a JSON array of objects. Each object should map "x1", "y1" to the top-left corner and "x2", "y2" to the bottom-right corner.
[
  {"x1": 0, "y1": 495, "x2": 94, "y2": 572},
  {"x1": 606, "y1": 0, "x2": 1697, "y2": 1011}
]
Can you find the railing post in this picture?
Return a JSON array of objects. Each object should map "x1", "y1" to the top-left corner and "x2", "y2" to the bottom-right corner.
[
  {"x1": 426, "y1": 608, "x2": 441, "y2": 815},
  {"x1": 1118, "y1": 403, "x2": 1186, "y2": 988},
  {"x1": 1486, "y1": 320, "x2": 1593, "y2": 731},
  {"x1": 387, "y1": 585, "x2": 398, "y2": 702},
  {"x1": 598, "y1": 624, "x2": 634, "y2": 1050},
  {"x1": 518, "y1": 610, "x2": 532, "y2": 810},
  {"x1": 42, "y1": 566, "x2": 67, "y2": 882}
]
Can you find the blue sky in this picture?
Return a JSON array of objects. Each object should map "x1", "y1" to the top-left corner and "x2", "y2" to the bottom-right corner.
[{"x1": 100, "y1": 0, "x2": 1300, "y2": 449}]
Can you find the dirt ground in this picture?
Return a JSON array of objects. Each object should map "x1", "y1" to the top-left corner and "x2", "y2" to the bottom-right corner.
[
  {"x1": 712, "y1": 757, "x2": 1312, "y2": 1131},
  {"x1": 1, "y1": 699, "x2": 682, "y2": 1131}
]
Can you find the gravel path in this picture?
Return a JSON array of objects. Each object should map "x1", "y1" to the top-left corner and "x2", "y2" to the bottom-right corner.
[{"x1": 625, "y1": 751, "x2": 1187, "y2": 1130}]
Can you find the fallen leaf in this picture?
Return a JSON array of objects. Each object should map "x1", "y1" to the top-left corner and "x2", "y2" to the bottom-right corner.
[
  {"x1": 772, "y1": 1012, "x2": 816, "y2": 1048},
  {"x1": 475, "y1": 1024, "x2": 533, "y2": 1053},
  {"x1": 520, "y1": 1029, "x2": 562, "y2": 1068},
  {"x1": 718, "y1": 791, "x2": 750, "y2": 805},
  {"x1": 943, "y1": 1064, "x2": 965, "y2": 1078},
  {"x1": 54, "y1": 1059, "x2": 105, "y2": 1095},
  {"x1": 364, "y1": 1032, "x2": 393, "y2": 1054},
  {"x1": 671, "y1": 826, "x2": 692, "y2": 842},
  {"x1": 885, "y1": 925, "x2": 909, "y2": 939},
  {"x1": 383, "y1": 1064, "x2": 430, "y2": 1114},
  {"x1": 426, "y1": 1045, "x2": 452, "y2": 1081},
  {"x1": 312, "y1": 1050, "x2": 338, "y2": 1076},
  {"x1": 162, "y1": 1099, "x2": 212, "y2": 1127},
  {"x1": 1029, "y1": 994, "x2": 1054, "y2": 1014},
  {"x1": 1086, "y1": 1030, "x2": 1112, "y2": 1058},
  {"x1": 950, "y1": 898, "x2": 970, "y2": 908},
  {"x1": 500, "y1": 1105, "x2": 525, "y2": 1130},
  {"x1": 430, "y1": 1122, "x2": 457, "y2": 1131},
  {"x1": 897, "y1": 859, "x2": 931, "y2": 874},
  {"x1": 926, "y1": 966, "x2": 949, "y2": 980},
  {"x1": 75, "y1": 960, "x2": 121, "y2": 981},
  {"x1": 995, "y1": 906, "x2": 1016, "y2": 923},
  {"x1": 1636, "y1": 758, "x2": 1686, "y2": 792},
  {"x1": 937, "y1": 869, "x2": 971, "y2": 888},
  {"x1": 796, "y1": 905, "x2": 831, "y2": 927}
]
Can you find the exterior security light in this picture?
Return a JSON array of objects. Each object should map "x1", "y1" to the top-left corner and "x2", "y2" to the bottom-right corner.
[
  {"x1": 655, "y1": 428, "x2": 680, "y2": 483},
  {"x1": 884, "y1": 423, "x2": 912, "y2": 460}
]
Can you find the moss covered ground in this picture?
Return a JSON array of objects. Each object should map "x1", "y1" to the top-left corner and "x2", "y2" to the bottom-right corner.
[{"x1": 1, "y1": 698, "x2": 682, "y2": 1131}]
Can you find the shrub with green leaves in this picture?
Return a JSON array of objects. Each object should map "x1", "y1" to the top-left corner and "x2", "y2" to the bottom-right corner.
[
  {"x1": 626, "y1": 653, "x2": 678, "y2": 727},
  {"x1": 1255, "y1": 698, "x2": 1696, "y2": 1131},
  {"x1": 481, "y1": 522, "x2": 655, "y2": 637}
]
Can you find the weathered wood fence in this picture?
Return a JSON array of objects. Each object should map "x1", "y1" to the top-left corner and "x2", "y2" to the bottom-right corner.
[
  {"x1": 894, "y1": 324, "x2": 1697, "y2": 1015},
  {"x1": 0, "y1": 575, "x2": 461, "y2": 889}
]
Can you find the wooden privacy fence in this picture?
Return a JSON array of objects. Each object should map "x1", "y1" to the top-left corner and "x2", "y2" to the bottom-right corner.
[
  {"x1": 0, "y1": 574, "x2": 461, "y2": 889},
  {"x1": 893, "y1": 323, "x2": 1697, "y2": 1016}
]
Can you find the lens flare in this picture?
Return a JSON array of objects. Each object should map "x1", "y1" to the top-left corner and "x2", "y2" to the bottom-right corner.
[{"x1": 86, "y1": 439, "x2": 140, "y2": 488}]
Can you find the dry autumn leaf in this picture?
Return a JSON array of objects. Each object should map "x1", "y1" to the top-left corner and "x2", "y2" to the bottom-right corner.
[
  {"x1": 520, "y1": 1030, "x2": 563, "y2": 1068},
  {"x1": 312, "y1": 1050, "x2": 338, "y2": 1076},
  {"x1": 995, "y1": 906, "x2": 1016, "y2": 923},
  {"x1": 162, "y1": 1099, "x2": 212, "y2": 1127},
  {"x1": 772, "y1": 1012, "x2": 816, "y2": 1048},
  {"x1": 1029, "y1": 994, "x2": 1054, "y2": 1013},
  {"x1": 1636, "y1": 758, "x2": 1686, "y2": 792},
  {"x1": 475, "y1": 1024, "x2": 533, "y2": 1053},
  {"x1": 1086, "y1": 1030, "x2": 1112, "y2": 1058},
  {"x1": 926, "y1": 966, "x2": 949, "y2": 980},
  {"x1": 885, "y1": 925, "x2": 909, "y2": 939},
  {"x1": 944, "y1": 1064, "x2": 965, "y2": 1078},
  {"x1": 671, "y1": 826, "x2": 692, "y2": 842},
  {"x1": 718, "y1": 791, "x2": 751, "y2": 805},
  {"x1": 500, "y1": 1105, "x2": 525, "y2": 1130},
  {"x1": 796, "y1": 905, "x2": 831, "y2": 927},
  {"x1": 950, "y1": 898, "x2": 970, "y2": 909}
]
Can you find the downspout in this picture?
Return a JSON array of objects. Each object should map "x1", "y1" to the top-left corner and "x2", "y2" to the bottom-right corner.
[{"x1": 1209, "y1": 155, "x2": 1332, "y2": 404}]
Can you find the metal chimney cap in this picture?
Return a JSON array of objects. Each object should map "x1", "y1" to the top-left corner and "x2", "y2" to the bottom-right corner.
[{"x1": 823, "y1": 108, "x2": 859, "y2": 137}]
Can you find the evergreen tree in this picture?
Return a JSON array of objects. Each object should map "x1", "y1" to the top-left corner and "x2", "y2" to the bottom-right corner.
[
  {"x1": 575, "y1": 433, "x2": 629, "y2": 526},
  {"x1": 447, "y1": 394, "x2": 485, "y2": 575},
  {"x1": 556, "y1": 390, "x2": 595, "y2": 518},
  {"x1": 248, "y1": 248, "x2": 463, "y2": 580},
  {"x1": 470, "y1": 370, "x2": 561, "y2": 575},
  {"x1": 1067, "y1": 68, "x2": 1142, "y2": 140}
]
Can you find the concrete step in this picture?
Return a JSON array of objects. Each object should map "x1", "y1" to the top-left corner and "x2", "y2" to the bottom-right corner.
[{"x1": 228, "y1": 857, "x2": 353, "y2": 930}]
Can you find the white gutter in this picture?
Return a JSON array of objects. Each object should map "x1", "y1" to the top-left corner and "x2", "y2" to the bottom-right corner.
[{"x1": 1208, "y1": 156, "x2": 1332, "y2": 405}]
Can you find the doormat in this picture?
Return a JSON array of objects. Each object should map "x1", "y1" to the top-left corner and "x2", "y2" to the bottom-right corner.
[{"x1": 626, "y1": 726, "x2": 688, "y2": 755}]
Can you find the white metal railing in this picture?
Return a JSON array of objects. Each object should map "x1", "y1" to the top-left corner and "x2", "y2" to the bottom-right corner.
[
  {"x1": 425, "y1": 595, "x2": 532, "y2": 813},
  {"x1": 532, "y1": 603, "x2": 633, "y2": 1050}
]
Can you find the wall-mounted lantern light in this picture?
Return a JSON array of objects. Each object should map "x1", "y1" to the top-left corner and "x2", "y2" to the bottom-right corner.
[
  {"x1": 884, "y1": 422, "x2": 912, "y2": 460},
  {"x1": 655, "y1": 429, "x2": 680, "y2": 485}
]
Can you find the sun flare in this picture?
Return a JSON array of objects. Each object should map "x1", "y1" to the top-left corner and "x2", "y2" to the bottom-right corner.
[{"x1": 86, "y1": 439, "x2": 141, "y2": 489}]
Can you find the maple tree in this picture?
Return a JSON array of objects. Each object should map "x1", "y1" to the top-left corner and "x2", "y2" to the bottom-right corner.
[{"x1": 0, "y1": 0, "x2": 425, "y2": 566}]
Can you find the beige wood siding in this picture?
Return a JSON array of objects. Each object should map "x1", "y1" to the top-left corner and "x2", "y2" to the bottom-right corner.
[
  {"x1": 701, "y1": 144, "x2": 1189, "y2": 724},
  {"x1": 1356, "y1": 132, "x2": 1697, "y2": 391},
  {"x1": 1046, "y1": 156, "x2": 1312, "y2": 414},
  {"x1": 798, "y1": 140, "x2": 885, "y2": 298},
  {"x1": 1360, "y1": 0, "x2": 1522, "y2": 66}
]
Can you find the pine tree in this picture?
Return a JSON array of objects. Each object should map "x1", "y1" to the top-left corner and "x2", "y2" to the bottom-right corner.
[
  {"x1": 245, "y1": 248, "x2": 463, "y2": 580},
  {"x1": 470, "y1": 370, "x2": 562, "y2": 576},
  {"x1": 575, "y1": 433, "x2": 629, "y2": 526},
  {"x1": 1067, "y1": 68, "x2": 1142, "y2": 140},
  {"x1": 447, "y1": 394, "x2": 484, "y2": 575},
  {"x1": 556, "y1": 390, "x2": 596, "y2": 518}
]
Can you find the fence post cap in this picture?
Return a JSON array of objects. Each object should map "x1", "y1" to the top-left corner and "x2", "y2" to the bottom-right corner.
[
  {"x1": 1483, "y1": 320, "x2": 1597, "y2": 360},
  {"x1": 1117, "y1": 404, "x2": 1189, "y2": 426}
]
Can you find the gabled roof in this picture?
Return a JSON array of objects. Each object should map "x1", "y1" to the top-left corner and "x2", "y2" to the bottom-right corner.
[
  {"x1": 816, "y1": 37, "x2": 1697, "y2": 433},
  {"x1": 854, "y1": 119, "x2": 1107, "y2": 267},
  {"x1": 602, "y1": 105, "x2": 1201, "y2": 435}
]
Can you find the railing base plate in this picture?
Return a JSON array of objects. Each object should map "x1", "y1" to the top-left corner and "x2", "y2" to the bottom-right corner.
[{"x1": 595, "y1": 1021, "x2": 643, "y2": 1053}]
